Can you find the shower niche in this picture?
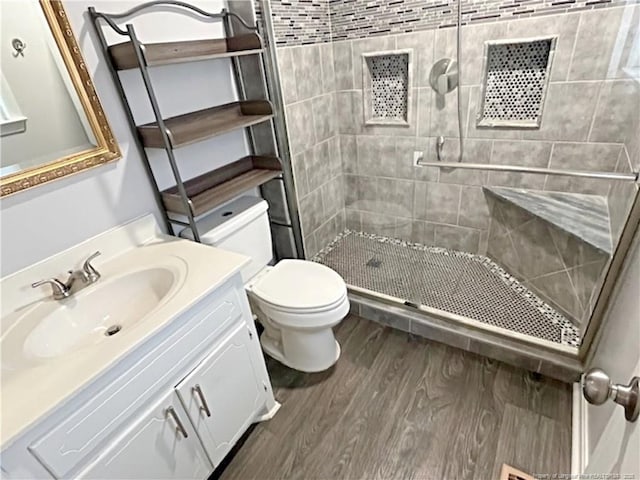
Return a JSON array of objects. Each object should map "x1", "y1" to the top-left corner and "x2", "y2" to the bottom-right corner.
[
  {"x1": 362, "y1": 50, "x2": 413, "y2": 126},
  {"x1": 477, "y1": 37, "x2": 556, "y2": 128}
]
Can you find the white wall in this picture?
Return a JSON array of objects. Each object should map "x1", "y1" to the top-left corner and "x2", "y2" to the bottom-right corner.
[
  {"x1": 0, "y1": 0, "x2": 93, "y2": 169},
  {"x1": 0, "y1": 0, "x2": 251, "y2": 276},
  {"x1": 585, "y1": 221, "x2": 640, "y2": 473}
]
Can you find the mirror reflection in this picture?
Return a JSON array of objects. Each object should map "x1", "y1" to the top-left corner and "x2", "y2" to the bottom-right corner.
[{"x1": 0, "y1": 0, "x2": 96, "y2": 177}]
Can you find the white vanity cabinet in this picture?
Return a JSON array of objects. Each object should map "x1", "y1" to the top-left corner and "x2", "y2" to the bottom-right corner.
[
  {"x1": 1, "y1": 275, "x2": 279, "y2": 480},
  {"x1": 175, "y1": 324, "x2": 267, "y2": 467},
  {"x1": 78, "y1": 389, "x2": 211, "y2": 480},
  {"x1": 80, "y1": 323, "x2": 266, "y2": 480}
]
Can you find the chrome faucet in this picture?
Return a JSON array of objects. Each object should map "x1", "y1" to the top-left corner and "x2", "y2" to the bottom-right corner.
[{"x1": 32, "y1": 251, "x2": 102, "y2": 300}]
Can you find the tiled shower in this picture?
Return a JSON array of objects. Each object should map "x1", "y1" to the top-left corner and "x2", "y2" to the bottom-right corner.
[{"x1": 264, "y1": 0, "x2": 640, "y2": 348}]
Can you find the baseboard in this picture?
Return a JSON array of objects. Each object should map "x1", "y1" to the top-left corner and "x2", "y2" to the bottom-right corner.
[
  {"x1": 571, "y1": 381, "x2": 589, "y2": 475},
  {"x1": 255, "y1": 401, "x2": 281, "y2": 422}
]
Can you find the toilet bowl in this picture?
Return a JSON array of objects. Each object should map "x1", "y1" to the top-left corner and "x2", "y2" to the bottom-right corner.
[
  {"x1": 180, "y1": 196, "x2": 349, "y2": 372},
  {"x1": 246, "y1": 259, "x2": 349, "y2": 372}
]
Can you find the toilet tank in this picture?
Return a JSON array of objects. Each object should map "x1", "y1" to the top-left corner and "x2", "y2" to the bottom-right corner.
[{"x1": 180, "y1": 196, "x2": 273, "y2": 282}]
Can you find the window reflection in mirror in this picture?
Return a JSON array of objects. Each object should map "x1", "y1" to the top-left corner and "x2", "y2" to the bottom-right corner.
[{"x1": 0, "y1": 0, "x2": 96, "y2": 177}]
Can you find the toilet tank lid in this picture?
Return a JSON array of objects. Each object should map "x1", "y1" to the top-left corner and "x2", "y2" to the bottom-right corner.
[{"x1": 180, "y1": 196, "x2": 268, "y2": 245}]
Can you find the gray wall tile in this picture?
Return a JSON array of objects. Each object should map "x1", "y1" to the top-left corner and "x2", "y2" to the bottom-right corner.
[
  {"x1": 489, "y1": 141, "x2": 552, "y2": 189},
  {"x1": 320, "y1": 42, "x2": 336, "y2": 94},
  {"x1": 377, "y1": 177, "x2": 414, "y2": 218},
  {"x1": 312, "y1": 94, "x2": 337, "y2": 142},
  {"x1": 434, "y1": 224, "x2": 482, "y2": 253},
  {"x1": 506, "y1": 13, "x2": 580, "y2": 82},
  {"x1": 568, "y1": 8, "x2": 624, "y2": 81},
  {"x1": 285, "y1": 100, "x2": 315, "y2": 154},
  {"x1": 308, "y1": 141, "x2": 330, "y2": 191},
  {"x1": 508, "y1": 218, "x2": 565, "y2": 279},
  {"x1": 291, "y1": 151, "x2": 310, "y2": 198},
  {"x1": 460, "y1": 22, "x2": 509, "y2": 86},
  {"x1": 277, "y1": 47, "x2": 298, "y2": 105},
  {"x1": 417, "y1": 88, "x2": 432, "y2": 137},
  {"x1": 487, "y1": 207, "x2": 523, "y2": 276},
  {"x1": 545, "y1": 142, "x2": 622, "y2": 195},
  {"x1": 548, "y1": 227, "x2": 608, "y2": 270},
  {"x1": 304, "y1": 232, "x2": 318, "y2": 259},
  {"x1": 429, "y1": 86, "x2": 470, "y2": 138},
  {"x1": 608, "y1": 149, "x2": 639, "y2": 241},
  {"x1": 345, "y1": 208, "x2": 362, "y2": 231},
  {"x1": 356, "y1": 135, "x2": 396, "y2": 177},
  {"x1": 292, "y1": 44, "x2": 323, "y2": 100},
  {"x1": 336, "y1": 90, "x2": 363, "y2": 135},
  {"x1": 315, "y1": 213, "x2": 340, "y2": 248},
  {"x1": 361, "y1": 210, "x2": 397, "y2": 237},
  {"x1": 395, "y1": 218, "x2": 414, "y2": 242},
  {"x1": 567, "y1": 259, "x2": 608, "y2": 314},
  {"x1": 525, "y1": 82, "x2": 600, "y2": 142},
  {"x1": 333, "y1": 41, "x2": 354, "y2": 90},
  {"x1": 328, "y1": 135, "x2": 342, "y2": 178},
  {"x1": 395, "y1": 136, "x2": 418, "y2": 179},
  {"x1": 396, "y1": 31, "x2": 435, "y2": 88},
  {"x1": 425, "y1": 182, "x2": 462, "y2": 224},
  {"x1": 351, "y1": 36, "x2": 395, "y2": 90},
  {"x1": 415, "y1": 137, "x2": 441, "y2": 182},
  {"x1": 340, "y1": 135, "x2": 357, "y2": 174},
  {"x1": 528, "y1": 269, "x2": 582, "y2": 323},
  {"x1": 590, "y1": 80, "x2": 640, "y2": 145},
  {"x1": 322, "y1": 176, "x2": 344, "y2": 219},
  {"x1": 411, "y1": 220, "x2": 436, "y2": 245},
  {"x1": 438, "y1": 139, "x2": 492, "y2": 185},
  {"x1": 459, "y1": 187, "x2": 492, "y2": 229},
  {"x1": 413, "y1": 181, "x2": 428, "y2": 221},
  {"x1": 299, "y1": 188, "x2": 324, "y2": 235}
]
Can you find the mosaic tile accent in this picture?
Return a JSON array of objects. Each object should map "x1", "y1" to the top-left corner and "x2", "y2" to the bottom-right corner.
[
  {"x1": 262, "y1": 0, "x2": 638, "y2": 46},
  {"x1": 366, "y1": 53, "x2": 410, "y2": 123},
  {"x1": 256, "y1": 0, "x2": 332, "y2": 46},
  {"x1": 313, "y1": 230, "x2": 581, "y2": 347},
  {"x1": 478, "y1": 38, "x2": 554, "y2": 127},
  {"x1": 328, "y1": 0, "x2": 638, "y2": 42}
]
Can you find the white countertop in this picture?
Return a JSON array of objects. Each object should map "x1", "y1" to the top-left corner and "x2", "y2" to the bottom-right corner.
[{"x1": 0, "y1": 215, "x2": 249, "y2": 449}]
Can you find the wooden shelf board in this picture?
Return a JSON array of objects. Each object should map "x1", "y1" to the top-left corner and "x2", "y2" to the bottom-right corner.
[
  {"x1": 162, "y1": 156, "x2": 282, "y2": 217},
  {"x1": 109, "y1": 33, "x2": 262, "y2": 70},
  {"x1": 137, "y1": 100, "x2": 273, "y2": 149}
]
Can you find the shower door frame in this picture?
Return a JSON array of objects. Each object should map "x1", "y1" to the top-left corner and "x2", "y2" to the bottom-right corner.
[{"x1": 581, "y1": 188, "x2": 640, "y2": 363}]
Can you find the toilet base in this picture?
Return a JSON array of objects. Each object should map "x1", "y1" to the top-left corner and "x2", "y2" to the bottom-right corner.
[{"x1": 261, "y1": 334, "x2": 341, "y2": 373}]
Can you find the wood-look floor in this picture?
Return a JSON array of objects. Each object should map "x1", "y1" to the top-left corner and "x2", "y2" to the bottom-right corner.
[{"x1": 218, "y1": 315, "x2": 572, "y2": 480}]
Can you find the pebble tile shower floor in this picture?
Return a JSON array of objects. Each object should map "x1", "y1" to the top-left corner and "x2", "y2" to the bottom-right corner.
[{"x1": 313, "y1": 231, "x2": 580, "y2": 347}]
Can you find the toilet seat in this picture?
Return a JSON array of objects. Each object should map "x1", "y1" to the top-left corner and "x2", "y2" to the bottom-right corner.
[{"x1": 249, "y1": 260, "x2": 347, "y2": 312}]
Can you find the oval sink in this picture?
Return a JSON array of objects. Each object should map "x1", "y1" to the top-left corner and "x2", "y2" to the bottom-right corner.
[{"x1": 21, "y1": 268, "x2": 176, "y2": 359}]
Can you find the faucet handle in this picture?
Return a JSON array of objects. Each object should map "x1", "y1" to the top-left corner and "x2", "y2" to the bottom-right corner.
[
  {"x1": 83, "y1": 251, "x2": 101, "y2": 281},
  {"x1": 32, "y1": 278, "x2": 70, "y2": 300}
]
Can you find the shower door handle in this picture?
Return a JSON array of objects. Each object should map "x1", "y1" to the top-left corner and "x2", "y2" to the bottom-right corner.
[{"x1": 582, "y1": 368, "x2": 639, "y2": 422}]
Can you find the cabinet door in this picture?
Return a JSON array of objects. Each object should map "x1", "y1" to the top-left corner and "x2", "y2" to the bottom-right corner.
[
  {"x1": 78, "y1": 390, "x2": 212, "y2": 480},
  {"x1": 176, "y1": 324, "x2": 266, "y2": 467}
]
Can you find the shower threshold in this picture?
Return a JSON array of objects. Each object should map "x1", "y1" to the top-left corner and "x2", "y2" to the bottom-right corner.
[{"x1": 313, "y1": 230, "x2": 580, "y2": 349}]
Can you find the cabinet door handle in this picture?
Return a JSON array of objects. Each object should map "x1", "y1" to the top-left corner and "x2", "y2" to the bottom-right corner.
[
  {"x1": 165, "y1": 406, "x2": 189, "y2": 438},
  {"x1": 193, "y1": 384, "x2": 212, "y2": 417}
]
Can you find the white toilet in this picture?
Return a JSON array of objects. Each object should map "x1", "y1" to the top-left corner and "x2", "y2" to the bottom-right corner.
[{"x1": 181, "y1": 196, "x2": 349, "y2": 372}]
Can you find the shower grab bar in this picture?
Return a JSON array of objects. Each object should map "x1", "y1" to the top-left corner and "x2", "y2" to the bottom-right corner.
[{"x1": 416, "y1": 161, "x2": 639, "y2": 182}]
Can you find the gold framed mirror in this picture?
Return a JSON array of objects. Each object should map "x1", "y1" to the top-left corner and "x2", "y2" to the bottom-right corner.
[{"x1": 0, "y1": 0, "x2": 120, "y2": 196}]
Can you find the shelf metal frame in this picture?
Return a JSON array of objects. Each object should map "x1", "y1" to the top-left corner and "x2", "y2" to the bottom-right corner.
[{"x1": 89, "y1": 0, "x2": 302, "y2": 253}]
